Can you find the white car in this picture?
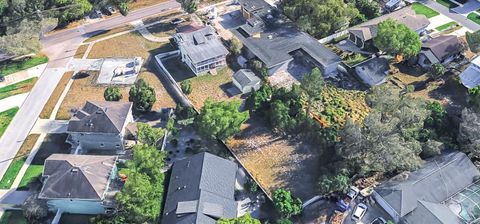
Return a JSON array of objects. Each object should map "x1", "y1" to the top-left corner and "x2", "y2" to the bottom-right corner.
[
  {"x1": 352, "y1": 203, "x2": 368, "y2": 221},
  {"x1": 347, "y1": 186, "x2": 360, "y2": 200}
]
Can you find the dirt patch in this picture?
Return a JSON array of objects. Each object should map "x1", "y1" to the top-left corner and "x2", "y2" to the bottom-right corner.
[
  {"x1": 227, "y1": 119, "x2": 321, "y2": 200},
  {"x1": 74, "y1": 44, "x2": 89, "y2": 59}
]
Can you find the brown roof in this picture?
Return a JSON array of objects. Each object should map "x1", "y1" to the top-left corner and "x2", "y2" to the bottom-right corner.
[
  {"x1": 422, "y1": 35, "x2": 463, "y2": 61},
  {"x1": 349, "y1": 6, "x2": 430, "y2": 41},
  {"x1": 39, "y1": 154, "x2": 117, "y2": 200},
  {"x1": 67, "y1": 101, "x2": 132, "y2": 134}
]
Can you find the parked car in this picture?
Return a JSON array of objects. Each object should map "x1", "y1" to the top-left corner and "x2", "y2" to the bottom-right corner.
[
  {"x1": 347, "y1": 186, "x2": 360, "y2": 200},
  {"x1": 370, "y1": 217, "x2": 387, "y2": 224},
  {"x1": 352, "y1": 203, "x2": 368, "y2": 221},
  {"x1": 0, "y1": 75, "x2": 4, "y2": 82},
  {"x1": 170, "y1": 18, "x2": 185, "y2": 25},
  {"x1": 336, "y1": 186, "x2": 361, "y2": 212},
  {"x1": 101, "y1": 7, "x2": 112, "y2": 16},
  {"x1": 107, "y1": 6, "x2": 116, "y2": 14},
  {"x1": 95, "y1": 9, "x2": 103, "y2": 18}
]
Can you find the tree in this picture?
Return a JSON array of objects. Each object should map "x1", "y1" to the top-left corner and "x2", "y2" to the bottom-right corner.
[
  {"x1": 129, "y1": 79, "x2": 156, "y2": 113},
  {"x1": 136, "y1": 123, "x2": 165, "y2": 147},
  {"x1": 56, "y1": 0, "x2": 93, "y2": 23},
  {"x1": 280, "y1": 0, "x2": 360, "y2": 38},
  {"x1": 217, "y1": 213, "x2": 261, "y2": 224},
  {"x1": 104, "y1": 86, "x2": 122, "y2": 101},
  {"x1": 424, "y1": 101, "x2": 447, "y2": 135},
  {"x1": 270, "y1": 100, "x2": 297, "y2": 132},
  {"x1": 428, "y1": 64, "x2": 446, "y2": 80},
  {"x1": 181, "y1": 79, "x2": 192, "y2": 95},
  {"x1": 373, "y1": 19, "x2": 421, "y2": 59},
  {"x1": 468, "y1": 86, "x2": 480, "y2": 112},
  {"x1": 318, "y1": 173, "x2": 350, "y2": 195},
  {"x1": 276, "y1": 219, "x2": 293, "y2": 224},
  {"x1": 300, "y1": 68, "x2": 324, "y2": 116},
  {"x1": 458, "y1": 108, "x2": 480, "y2": 157},
  {"x1": 195, "y1": 99, "x2": 249, "y2": 139},
  {"x1": 421, "y1": 139, "x2": 444, "y2": 158},
  {"x1": 229, "y1": 36, "x2": 243, "y2": 56},
  {"x1": 273, "y1": 189, "x2": 302, "y2": 218},
  {"x1": 178, "y1": 0, "x2": 199, "y2": 13},
  {"x1": 466, "y1": 30, "x2": 480, "y2": 53},
  {"x1": 355, "y1": 0, "x2": 380, "y2": 19},
  {"x1": 245, "y1": 84, "x2": 273, "y2": 113},
  {"x1": 22, "y1": 194, "x2": 48, "y2": 224}
]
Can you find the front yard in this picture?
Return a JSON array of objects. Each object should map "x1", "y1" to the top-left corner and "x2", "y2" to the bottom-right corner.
[
  {"x1": 0, "y1": 55, "x2": 48, "y2": 76},
  {"x1": 468, "y1": 13, "x2": 480, "y2": 25},
  {"x1": 0, "y1": 107, "x2": 18, "y2": 138},
  {"x1": 0, "y1": 77, "x2": 37, "y2": 100},
  {"x1": 436, "y1": 0, "x2": 458, "y2": 8},
  {"x1": 412, "y1": 3, "x2": 439, "y2": 18}
]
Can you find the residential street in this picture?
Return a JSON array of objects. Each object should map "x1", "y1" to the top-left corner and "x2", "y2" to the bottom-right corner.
[
  {"x1": 421, "y1": 0, "x2": 480, "y2": 31},
  {"x1": 0, "y1": 0, "x2": 181, "y2": 181}
]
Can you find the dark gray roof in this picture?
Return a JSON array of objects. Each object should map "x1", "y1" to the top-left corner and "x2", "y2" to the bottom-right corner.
[
  {"x1": 233, "y1": 69, "x2": 261, "y2": 87},
  {"x1": 67, "y1": 101, "x2": 132, "y2": 134},
  {"x1": 422, "y1": 35, "x2": 463, "y2": 62},
  {"x1": 39, "y1": 154, "x2": 116, "y2": 200},
  {"x1": 232, "y1": 1, "x2": 341, "y2": 71},
  {"x1": 402, "y1": 200, "x2": 461, "y2": 224},
  {"x1": 375, "y1": 152, "x2": 480, "y2": 222},
  {"x1": 238, "y1": 0, "x2": 270, "y2": 13},
  {"x1": 460, "y1": 56, "x2": 480, "y2": 89},
  {"x1": 174, "y1": 26, "x2": 229, "y2": 64},
  {"x1": 355, "y1": 57, "x2": 389, "y2": 86},
  {"x1": 162, "y1": 152, "x2": 238, "y2": 224}
]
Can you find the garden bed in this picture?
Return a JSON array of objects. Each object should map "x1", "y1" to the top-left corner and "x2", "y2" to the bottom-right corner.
[{"x1": 0, "y1": 77, "x2": 38, "y2": 100}]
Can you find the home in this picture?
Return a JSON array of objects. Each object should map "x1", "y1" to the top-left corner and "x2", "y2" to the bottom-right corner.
[
  {"x1": 162, "y1": 152, "x2": 239, "y2": 223},
  {"x1": 38, "y1": 154, "x2": 118, "y2": 215},
  {"x1": 459, "y1": 56, "x2": 480, "y2": 89},
  {"x1": 418, "y1": 35, "x2": 463, "y2": 69},
  {"x1": 233, "y1": 69, "x2": 261, "y2": 94},
  {"x1": 233, "y1": 0, "x2": 341, "y2": 76},
  {"x1": 354, "y1": 57, "x2": 389, "y2": 87},
  {"x1": 348, "y1": 6, "x2": 430, "y2": 50},
  {"x1": 173, "y1": 26, "x2": 229, "y2": 75},
  {"x1": 66, "y1": 101, "x2": 134, "y2": 152},
  {"x1": 373, "y1": 152, "x2": 480, "y2": 224}
]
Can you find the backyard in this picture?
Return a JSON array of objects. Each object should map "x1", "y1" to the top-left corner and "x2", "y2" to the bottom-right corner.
[
  {"x1": 412, "y1": 2, "x2": 439, "y2": 18},
  {"x1": 0, "y1": 77, "x2": 37, "y2": 100},
  {"x1": 0, "y1": 107, "x2": 18, "y2": 138}
]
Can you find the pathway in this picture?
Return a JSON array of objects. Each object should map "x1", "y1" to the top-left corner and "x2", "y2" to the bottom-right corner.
[
  {"x1": 420, "y1": 0, "x2": 480, "y2": 31},
  {"x1": 130, "y1": 20, "x2": 171, "y2": 43},
  {"x1": 30, "y1": 120, "x2": 68, "y2": 134},
  {"x1": 0, "y1": 63, "x2": 47, "y2": 88},
  {"x1": 0, "y1": 93, "x2": 28, "y2": 113}
]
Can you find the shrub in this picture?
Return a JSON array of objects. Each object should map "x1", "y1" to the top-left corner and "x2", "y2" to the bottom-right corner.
[
  {"x1": 104, "y1": 86, "x2": 122, "y2": 101},
  {"x1": 181, "y1": 80, "x2": 192, "y2": 95}
]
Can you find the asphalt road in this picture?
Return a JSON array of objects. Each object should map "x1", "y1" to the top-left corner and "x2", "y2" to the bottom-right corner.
[
  {"x1": 421, "y1": 0, "x2": 480, "y2": 31},
  {"x1": 0, "y1": 0, "x2": 181, "y2": 181}
]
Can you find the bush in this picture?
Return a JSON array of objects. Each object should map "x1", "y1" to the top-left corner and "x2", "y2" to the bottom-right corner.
[
  {"x1": 104, "y1": 86, "x2": 122, "y2": 101},
  {"x1": 273, "y1": 189, "x2": 302, "y2": 218},
  {"x1": 181, "y1": 80, "x2": 192, "y2": 95},
  {"x1": 129, "y1": 79, "x2": 156, "y2": 113}
]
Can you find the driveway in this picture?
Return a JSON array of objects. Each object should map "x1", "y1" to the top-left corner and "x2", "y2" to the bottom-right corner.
[
  {"x1": 0, "y1": 0, "x2": 182, "y2": 181},
  {"x1": 452, "y1": 0, "x2": 480, "y2": 14},
  {"x1": 343, "y1": 196, "x2": 392, "y2": 224},
  {"x1": 31, "y1": 119, "x2": 69, "y2": 134},
  {"x1": 420, "y1": 0, "x2": 480, "y2": 31}
]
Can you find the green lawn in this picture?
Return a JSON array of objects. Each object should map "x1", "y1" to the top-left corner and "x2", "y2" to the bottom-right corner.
[
  {"x1": 18, "y1": 165, "x2": 43, "y2": 189},
  {"x1": 0, "y1": 107, "x2": 19, "y2": 138},
  {"x1": 468, "y1": 13, "x2": 480, "y2": 25},
  {"x1": 435, "y1": 21, "x2": 458, "y2": 31},
  {"x1": 436, "y1": 0, "x2": 459, "y2": 8},
  {"x1": 412, "y1": 3, "x2": 440, "y2": 18},
  {"x1": 0, "y1": 77, "x2": 38, "y2": 100},
  {"x1": 0, "y1": 210, "x2": 27, "y2": 224},
  {"x1": 0, "y1": 55, "x2": 48, "y2": 76}
]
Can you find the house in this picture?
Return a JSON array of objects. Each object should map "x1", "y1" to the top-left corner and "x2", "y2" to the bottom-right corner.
[
  {"x1": 233, "y1": 0, "x2": 341, "y2": 76},
  {"x1": 38, "y1": 154, "x2": 118, "y2": 215},
  {"x1": 66, "y1": 101, "x2": 134, "y2": 152},
  {"x1": 162, "y1": 152, "x2": 239, "y2": 223},
  {"x1": 173, "y1": 26, "x2": 229, "y2": 75},
  {"x1": 418, "y1": 35, "x2": 463, "y2": 69},
  {"x1": 354, "y1": 57, "x2": 389, "y2": 87},
  {"x1": 373, "y1": 152, "x2": 480, "y2": 224},
  {"x1": 233, "y1": 69, "x2": 261, "y2": 94},
  {"x1": 348, "y1": 6, "x2": 430, "y2": 50},
  {"x1": 460, "y1": 56, "x2": 480, "y2": 89}
]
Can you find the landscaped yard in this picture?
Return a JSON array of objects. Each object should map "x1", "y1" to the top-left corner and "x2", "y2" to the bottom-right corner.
[
  {"x1": 0, "y1": 134, "x2": 40, "y2": 189},
  {"x1": 468, "y1": 13, "x2": 480, "y2": 25},
  {"x1": 39, "y1": 72, "x2": 73, "y2": 119},
  {"x1": 0, "y1": 77, "x2": 38, "y2": 100},
  {"x1": 0, "y1": 55, "x2": 48, "y2": 76},
  {"x1": 18, "y1": 134, "x2": 70, "y2": 189},
  {"x1": 227, "y1": 118, "x2": 321, "y2": 200},
  {"x1": 0, "y1": 210, "x2": 27, "y2": 224},
  {"x1": 436, "y1": 21, "x2": 458, "y2": 31},
  {"x1": 0, "y1": 107, "x2": 18, "y2": 138},
  {"x1": 436, "y1": 0, "x2": 458, "y2": 8},
  {"x1": 412, "y1": 2, "x2": 440, "y2": 18}
]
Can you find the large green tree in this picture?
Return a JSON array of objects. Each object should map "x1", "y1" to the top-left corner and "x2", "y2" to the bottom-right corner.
[
  {"x1": 373, "y1": 19, "x2": 421, "y2": 58},
  {"x1": 458, "y1": 108, "x2": 480, "y2": 158},
  {"x1": 300, "y1": 68, "x2": 323, "y2": 116},
  {"x1": 195, "y1": 99, "x2": 249, "y2": 139},
  {"x1": 273, "y1": 189, "x2": 302, "y2": 218},
  {"x1": 129, "y1": 78, "x2": 156, "y2": 113},
  {"x1": 178, "y1": 0, "x2": 198, "y2": 13},
  {"x1": 136, "y1": 122, "x2": 165, "y2": 147},
  {"x1": 217, "y1": 213, "x2": 261, "y2": 224},
  {"x1": 466, "y1": 30, "x2": 480, "y2": 53}
]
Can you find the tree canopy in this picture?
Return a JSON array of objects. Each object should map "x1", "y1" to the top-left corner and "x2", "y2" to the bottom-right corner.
[
  {"x1": 136, "y1": 122, "x2": 165, "y2": 147},
  {"x1": 373, "y1": 19, "x2": 421, "y2": 58},
  {"x1": 217, "y1": 213, "x2": 261, "y2": 224},
  {"x1": 195, "y1": 99, "x2": 249, "y2": 140},
  {"x1": 104, "y1": 86, "x2": 122, "y2": 101},
  {"x1": 129, "y1": 78, "x2": 156, "y2": 113},
  {"x1": 273, "y1": 189, "x2": 302, "y2": 218},
  {"x1": 178, "y1": 0, "x2": 198, "y2": 13},
  {"x1": 458, "y1": 108, "x2": 480, "y2": 158},
  {"x1": 466, "y1": 30, "x2": 480, "y2": 53}
]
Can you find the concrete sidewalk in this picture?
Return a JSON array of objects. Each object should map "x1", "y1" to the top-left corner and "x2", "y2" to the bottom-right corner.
[
  {"x1": 0, "y1": 63, "x2": 47, "y2": 88},
  {"x1": 31, "y1": 119, "x2": 69, "y2": 134},
  {"x1": 0, "y1": 93, "x2": 28, "y2": 113},
  {"x1": 420, "y1": 0, "x2": 480, "y2": 31}
]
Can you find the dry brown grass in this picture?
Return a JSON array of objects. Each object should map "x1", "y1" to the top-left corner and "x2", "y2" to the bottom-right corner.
[
  {"x1": 17, "y1": 134, "x2": 40, "y2": 158},
  {"x1": 227, "y1": 119, "x2": 321, "y2": 200},
  {"x1": 128, "y1": 0, "x2": 168, "y2": 11},
  {"x1": 56, "y1": 71, "x2": 175, "y2": 120},
  {"x1": 74, "y1": 45, "x2": 89, "y2": 59},
  {"x1": 84, "y1": 25, "x2": 134, "y2": 43},
  {"x1": 39, "y1": 72, "x2": 73, "y2": 119},
  {"x1": 186, "y1": 67, "x2": 239, "y2": 109},
  {"x1": 146, "y1": 22, "x2": 176, "y2": 38}
]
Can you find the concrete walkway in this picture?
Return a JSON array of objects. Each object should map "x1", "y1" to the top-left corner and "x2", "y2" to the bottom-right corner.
[
  {"x1": 31, "y1": 119, "x2": 68, "y2": 134},
  {"x1": 0, "y1": 63, "x2": 47, "y2": 88},
  {"x1": 420, "y1": 0, "x2": 480, "y2": 31},
  {"x1": 0, "y1": 93, "x2": 28, "y2": 112},
  {"x1": 131, "y1": 20, "x2": 171, "y2": 42}
]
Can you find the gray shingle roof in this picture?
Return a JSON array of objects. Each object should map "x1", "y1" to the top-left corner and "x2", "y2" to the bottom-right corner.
[
  {"x1": 174, "y1": 26, "x2": 229, "y2": 64},
  {"x1": 162, "y1": 152, "x2": 238, "y2": 224},
  {"x1": 349, "y1": 6, "x2": 430, "y2": 41},
  {"x1": 233, "y1": 69, "x2": 261, "y2": 88},
  {"x1": 355, "y1": 57, "x2": 389, "y2": 86},
  {"x1": 67, "y1": 101, "x2": 132, "y2": 134},
  {"x1": 39, "y1": 154, "x2": 116, "y2": 200},
  {"x1": 422, "y1": 35, "x2": 463, "y2": 62},
  {"x1": 232, "y1": 1, "x2": 341, "y2": 71},
  {"x1": 460, "y1": 56, "x2": 480, "y2": 89},
  {"x1": 375, "y1": 152, "x2": 480, "y2": 222},
  {"x1": 402, "y1": 200, "x2": 461, "y2": 224}
]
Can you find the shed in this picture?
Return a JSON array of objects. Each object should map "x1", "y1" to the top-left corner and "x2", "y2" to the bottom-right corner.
[{"x1": 233, "y1": 69, "x2": 261, "y2": 94}]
